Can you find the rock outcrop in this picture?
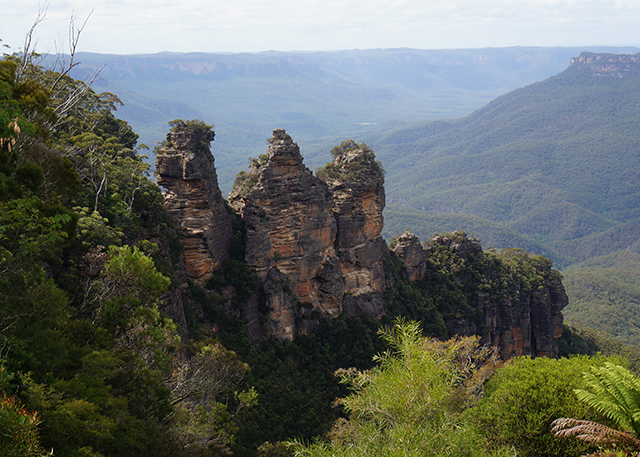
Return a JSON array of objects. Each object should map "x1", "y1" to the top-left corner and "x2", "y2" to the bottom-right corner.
[
  {"x1": 393, "y1": 231, "x2": 566, "y2": 358},
  {"x1": 570, "y1": 51, "x2": 640, "y2": 77},
  {"x1": 157, "y1": 123, "x2": 567, "y2": 355},
  {"x1": 156, "y1": 120, "x2": 234, "y2": 284},
  {"x1": 229, "y1": 129, "x2": 343, "y2": 338},
  {"x1": 390, "y1": 232, "x2": 428, "y2": 282},
  {"x1": 317, "y1": 140, "x2": 388, "y2": 315}
]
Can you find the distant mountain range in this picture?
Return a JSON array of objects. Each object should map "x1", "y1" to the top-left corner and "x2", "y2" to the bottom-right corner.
[
  {"x1": 372, "y1": 51, "x2": 640, "y2": 346},
  {"x1": 68, "y1": 46, "x2": 638, "y2": 191},
  {"x1": 68, "y1": 47, "x2": 640, "y2": 346},
  {"x1": 376, "y1": 52, "x2": 640, "y2": 268}
]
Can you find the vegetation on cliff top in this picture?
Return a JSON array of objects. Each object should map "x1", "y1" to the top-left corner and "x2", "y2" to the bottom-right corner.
[
  {"x1": 315, "y1": 139, "x2": 384, "y2": 184},
  {"x1": 4, "y1": 29, "x2": 640, "y2": 457}
]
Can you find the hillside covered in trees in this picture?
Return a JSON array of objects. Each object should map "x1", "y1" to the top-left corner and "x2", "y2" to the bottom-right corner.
[
  {"x1": 374, "y1": 52, "x2": 640, "y2": 346},
  {"x1": 4, "y1": 39, "x2": 640, "y2": 457},
  {"x1": 67, "y1": 47, "x2": 640, "y2": 349},
  {"x1": 68, "y1": 46, "x2": 638, "y2": 191}
]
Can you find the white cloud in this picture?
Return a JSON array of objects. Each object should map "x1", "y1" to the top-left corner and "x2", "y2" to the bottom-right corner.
[{"x1": 2, "y1": 0, "x2": 639, "y2": 53}]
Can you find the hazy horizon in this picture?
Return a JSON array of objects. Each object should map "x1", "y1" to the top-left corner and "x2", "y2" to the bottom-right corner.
[{"x1": 3, "y1": 0, "x2": 640, "y2": 56}]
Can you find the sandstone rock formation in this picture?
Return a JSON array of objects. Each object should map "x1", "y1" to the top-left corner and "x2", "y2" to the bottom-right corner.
[
  {"x1": 156, "y1": 120, "x2": 234, "y2": 284},
  {"x1": 570, "y1": 51, "x2": 640, "y2": 77},
  {"x1": 317, "y1": 140, "x2": 388, "y2": 315},
  {"x1": 157, "y1": 124, "x2": 567, "y2": 354},
  {"x1": 390, "y1": 232, "x2": 428, "y2": 282},
  {"x1": 229, "y1": 129, "x2": 343, "y2": 337},
  {"x1": 393, "y1": 231, "x2": 566, "y2": 358}
]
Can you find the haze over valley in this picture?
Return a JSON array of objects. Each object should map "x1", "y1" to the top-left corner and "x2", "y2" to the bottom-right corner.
[{"x1": 4, "y1": 2, "x2": 640, "y2": 454}]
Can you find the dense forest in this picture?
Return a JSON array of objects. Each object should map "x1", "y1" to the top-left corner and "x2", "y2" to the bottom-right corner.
[
  {"x1": 5, "y1": 41, "x2": 640, "y2": 457},
  {"x1": 374, "y1": 53, "x2": 640, "y2": 348}
]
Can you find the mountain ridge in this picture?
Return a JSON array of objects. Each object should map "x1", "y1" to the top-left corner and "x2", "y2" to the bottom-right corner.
[
  {"x1": 376, "y1": 51, "x2": 640, "y2": 267},
  {"x1": 65, "y1": 46, "x2": 639, "y2": 191}
]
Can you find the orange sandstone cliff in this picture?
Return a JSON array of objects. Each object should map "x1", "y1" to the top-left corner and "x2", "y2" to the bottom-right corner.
[{"x1": 157, "y1": 124, "x2": 567, "y2": 357}]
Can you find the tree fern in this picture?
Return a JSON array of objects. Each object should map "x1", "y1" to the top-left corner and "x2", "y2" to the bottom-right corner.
[
  {"x1": 575, "y1": 363, "x2": 640, "y2": 436},
  {"x1": 553, "y1": 363, "x2": 640, "y2": 454}
]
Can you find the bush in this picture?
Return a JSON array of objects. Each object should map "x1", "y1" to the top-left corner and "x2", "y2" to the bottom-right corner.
[
  {"x1": 467, "y1": 355, "x2": 623, "y2": 457},
  {"x1": 0, "y1": 393, "x2": 49, "y2": 457}
]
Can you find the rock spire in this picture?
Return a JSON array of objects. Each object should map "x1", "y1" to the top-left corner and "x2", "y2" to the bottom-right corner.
[{"x1": 155, "y1": 120, "x2": 234, "y2": 284}]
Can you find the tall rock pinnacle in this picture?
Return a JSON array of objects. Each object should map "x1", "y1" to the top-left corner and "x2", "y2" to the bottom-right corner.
[
  {"x1": 156, "y1": 120, "x2": 234, "y2": 284},
  {"x1": 317, "y1": 140, "x2": 388, "y2": 314},
  {"x1": 230, "y1": 129, "x2": 343, "y2": 339}
]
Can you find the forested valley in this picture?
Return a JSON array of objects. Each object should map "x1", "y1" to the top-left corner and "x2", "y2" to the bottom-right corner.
[{"x1": 4, "y1": 39, "x2": 640, "y2": 457}]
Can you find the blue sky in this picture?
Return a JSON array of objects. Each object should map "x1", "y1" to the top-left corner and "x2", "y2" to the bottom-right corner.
[{"x1": 3, "y1": 0, "x2": 640, "y2": 54}]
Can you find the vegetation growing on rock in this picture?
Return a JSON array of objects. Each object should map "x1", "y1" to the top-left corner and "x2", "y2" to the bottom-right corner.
[{"x1": 3, "y1": 34, "x2": 640, "y2": 457}]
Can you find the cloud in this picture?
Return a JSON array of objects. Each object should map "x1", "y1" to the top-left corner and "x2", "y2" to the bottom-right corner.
[{"x1": 2, "y1": 0, "x2": 640, "y2": 53}]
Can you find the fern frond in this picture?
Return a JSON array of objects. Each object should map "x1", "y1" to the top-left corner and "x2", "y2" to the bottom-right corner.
[
  {"x1": 576, "y1": 363, "x2": 640, "y2": 435},
  {"x1": 552, "y1": 417, "x2": 640, "y2": 450}
]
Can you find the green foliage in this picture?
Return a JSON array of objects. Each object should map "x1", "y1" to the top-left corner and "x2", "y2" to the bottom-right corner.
[
  {"x1": 0, "y1": 47, "x2": 224, "y2": 456},
  {"x1": 0, "y1": 393, "x2": 50, "y2": 457},
  {"x1": 291, "y1": 320, "x2": 510, "y2": 457},
  {"x1": 383, "y1": 231, "x2": 561, "y2": 340},
  {"x1": 73, "y1": 207, "x2": 123, "y2": 248},
  {"x1": 559, "y1": 323, "x2": 640, "y2": 374},
  {"x1": 468, "y1": 355, "x2": 621, "y2": 457},
  {"x1": 316, "y1": 140, "x2": 384, "y2": 184},
  {"x1": 168, "y1": 343, "x2": 256, "y2": 455},
  {"x1": 168, "y1": 118, "x2": 214, "y2": 133},
  {"x1": 226, "y1": 314, "x2": 385, "y2": 457},
  {"x1": 102, "y1": 245, "x2": 171, "y2": 302},
  {"x1": 232, "y1": 153, "x2": 269, "y2": 197},
  {"x1": 382, "y1": 254, "x2": 448, "y2": 337},
  {"x1": 577, "y1": 363, "x2": 640, "y2": 436},
  {"x1": 563, "y1": 251, "x2": 640, "y2": 347},
  {"x1": 7, "y1": 40, "x2": 640, "y2": 457},
  {"x1": 551, "y1": 363, "x2": 640, "y2": 455}
]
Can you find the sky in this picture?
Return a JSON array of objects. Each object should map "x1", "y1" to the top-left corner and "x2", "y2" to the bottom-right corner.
[{"x1": 2, "y1": 0, "x2": 640, "y2": 55}]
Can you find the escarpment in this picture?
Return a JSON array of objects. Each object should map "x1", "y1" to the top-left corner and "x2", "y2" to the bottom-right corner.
[
  {"x1": 570, "y1": 51, "x2": 640, "y2": 77},
  {"x1": 155, "y1": 120, "x2": 234, "y2": 284},
  {"x1": 393, "y1": 231, "x2": 566, "y2": 358},
  {"x1": 158, "y1": 123, "x2": 567, "y2": 356}
]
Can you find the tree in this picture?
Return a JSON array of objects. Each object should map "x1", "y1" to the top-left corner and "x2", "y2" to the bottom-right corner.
[
  {"x1": 168, "y1": 343, "x2": 257, "y2": 455},
  {"x1": 291, "y1": 319, "x2": 511, "y2": 457},
  {"x1": 552, "y1": 362, "x2": 640, "y2": 455},
  {"x1": 0, "y1": 393, "x2": 50, "y2": 457}
]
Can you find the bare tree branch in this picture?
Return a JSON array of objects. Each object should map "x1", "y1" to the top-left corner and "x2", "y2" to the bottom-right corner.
[
  {"x1": 15, "y1": 2, "x2": 49, "y2": 82},
  {"x1": 50, "y1": 10, "x2": 94, "y2": 91}
]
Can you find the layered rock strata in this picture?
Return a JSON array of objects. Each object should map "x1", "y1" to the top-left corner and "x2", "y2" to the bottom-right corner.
[
  {"x1": 393, "y1": 231, "x2": 566, "y2": 358},
  {"x1": 570, "y1": 51, "x2": 640, "y2": 77},
  {"x1": 318, "y1": 140, "x2": 388, "y2": 315},
  {"x1": 156, "y1": 121, "x2": 234, "y2": 283},
  {"x1": 390, "y1": 232, "x2": 428, "y2": 282},
  {"x1": 229, "y1": 129, "x2": 343, "y2": 338},
  {"x1": 157, "y1": 124, "x2": 567, "y2": 352}
]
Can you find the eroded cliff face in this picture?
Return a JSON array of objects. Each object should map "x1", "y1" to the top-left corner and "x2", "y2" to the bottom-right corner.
[
  {"x1": 229, "y1": 129, "x2": 343, "y2": 338},
  {"x1": 393, "y1": 231, "x2": 566, "y2": 358},
  {"x1": 318, "y1": 140, "x2": 388, "y2": 315},
  {"x1": 391, "y1": 232, "x2": 428, "y2": 282},
  {"x1": 157, "y1": 123, "x2": 567, "y2": 353},
  {"x1": 570, "y1": 51, "x2": 640, "y2": 77},
  {"x1": 156, "y1": 121, "x2": 234, "y2": 284}
]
